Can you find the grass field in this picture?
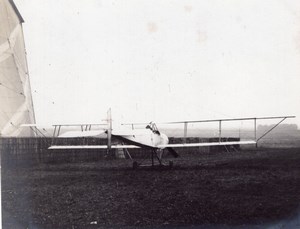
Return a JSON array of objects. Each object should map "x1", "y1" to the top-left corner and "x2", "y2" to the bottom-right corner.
[{"x1": 2, "y1": 148, "x2": 300, "y2": 229}]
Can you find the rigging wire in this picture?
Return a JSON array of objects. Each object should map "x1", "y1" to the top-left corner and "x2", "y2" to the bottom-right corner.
[
  {"x1": 0, "y1": 82, "x2": 24, "y2": 96},
  {"x1": 0, "y1": 65, "x2": 25, "y2": 89},
  {"x1": 12, "y1": 51, "x2": 29, "y2": 77}
]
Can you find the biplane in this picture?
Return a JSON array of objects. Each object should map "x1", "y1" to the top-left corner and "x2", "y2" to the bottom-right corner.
[{"x1": 24, "y1": 109, "x2": 295, "y2": 168}]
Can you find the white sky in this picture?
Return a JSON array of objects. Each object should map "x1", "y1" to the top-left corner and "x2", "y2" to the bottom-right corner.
[{"x1": 14, "y1": 0, "x2": 300, "y2": 126}]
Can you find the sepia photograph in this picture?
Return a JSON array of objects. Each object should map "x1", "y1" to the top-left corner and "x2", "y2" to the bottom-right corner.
[{"x1": 1, "y1": 0, "x2": 300, "y2": 228}]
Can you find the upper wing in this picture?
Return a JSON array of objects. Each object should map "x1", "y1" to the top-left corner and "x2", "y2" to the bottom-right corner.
[
  {"x1": 158, "y1": 140, "x2": 256, "y2": 148},
  {"x1": 159, "y1": 116, "x2": 296, "y2": 124}
]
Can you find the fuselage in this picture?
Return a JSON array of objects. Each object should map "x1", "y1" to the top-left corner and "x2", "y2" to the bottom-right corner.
[{"x1": 112, "y1": 128, "x2": 169, "y2": 149}]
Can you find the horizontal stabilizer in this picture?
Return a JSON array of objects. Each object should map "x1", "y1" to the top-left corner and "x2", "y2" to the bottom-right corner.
[
  {"x1": 20, "y1": 124, "x2": 39, "y2": 127},
  {"x1": 58, "y1": 130, "x2": 105, "y2": 138},
  {"x1": 158, "y1": 140, "x2": 256, "y2": 148},
  {"x1": 111, "y1": 130, "x2": 147, "y2": 136}
]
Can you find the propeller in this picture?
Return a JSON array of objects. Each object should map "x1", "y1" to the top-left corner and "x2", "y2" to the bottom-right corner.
[{"x1": 166, "y1": 147, "x2": 179, "y2": 158}]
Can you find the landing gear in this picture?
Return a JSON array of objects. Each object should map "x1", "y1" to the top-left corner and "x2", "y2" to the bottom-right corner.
[{"x1": 131, "y1": 149, "x2": 174, "y2": 169}]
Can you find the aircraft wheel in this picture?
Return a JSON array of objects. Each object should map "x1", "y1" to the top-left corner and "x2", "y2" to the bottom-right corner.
[
  {"x1": 132, "y1": 161, "x2": 138, "y2": 169},
  {"x1": 169, "y1": 161, "x2": 173, "y2": 169}
]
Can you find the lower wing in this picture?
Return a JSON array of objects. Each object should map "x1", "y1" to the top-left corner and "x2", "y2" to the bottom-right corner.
[
  {"x1": 48, "y1": 140, "x2": 256, "y2": 150},
  {"x1": 48, "y1": 145, "x2": 140, "y2": 150},
  {"x1": 158, "y1": 140, "x2": 256, "y2": 148}
]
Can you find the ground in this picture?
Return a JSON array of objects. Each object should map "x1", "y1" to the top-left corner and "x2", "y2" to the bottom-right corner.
[{"x1": 2, "y1": 148, "x2": 300, "y2": 229}]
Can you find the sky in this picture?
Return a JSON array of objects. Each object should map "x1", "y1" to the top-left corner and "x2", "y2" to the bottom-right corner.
[{"x1": 14, "y1": 0, "x2": 300, "y2": 127}]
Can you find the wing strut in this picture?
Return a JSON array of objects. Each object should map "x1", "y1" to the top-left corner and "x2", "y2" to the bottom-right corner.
[
  {"x1": 183, "y1": 122, "x2": 188, "y2": 143},
  {"x1": 29, "y1": 126, "x2": 46, "y2": 137},
  {"x1": 107, "y1": 108, "x2": 112, "y2": 153},
  {"x1": 256, "y1": 117, "x2": 288, "y2": 147}
]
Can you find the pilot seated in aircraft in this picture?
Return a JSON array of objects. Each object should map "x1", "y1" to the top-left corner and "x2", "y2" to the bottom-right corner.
[
  {"x1": 146, "y1": 124, "x2": 152, "y2": 130},
  {"x1": 146, "y1": 123, "x2": 160, "y2": 135}
]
